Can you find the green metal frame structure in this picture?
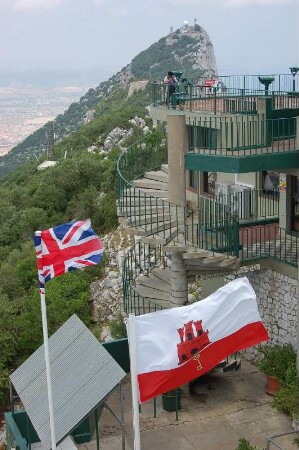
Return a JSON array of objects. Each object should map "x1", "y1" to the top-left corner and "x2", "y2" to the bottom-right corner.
[{"x1": 117, "y1": 136, "x2": 298, "y2": 317}]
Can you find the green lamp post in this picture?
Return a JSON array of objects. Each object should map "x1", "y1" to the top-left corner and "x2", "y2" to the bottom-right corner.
[
  {"x1": 258, "y1": 76, "x2": 275, "y2": 96},
  {"x1": 290, "y1": 67, "x2": 299, "y2": 92}
]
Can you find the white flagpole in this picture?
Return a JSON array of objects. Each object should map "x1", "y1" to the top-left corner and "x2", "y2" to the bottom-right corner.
[
  {"x1": 127, "y1": 314, "x2": 141, "y2": 450},
  {"x1": 35, "y1": 231, "x2": 57, "y2": 450}
]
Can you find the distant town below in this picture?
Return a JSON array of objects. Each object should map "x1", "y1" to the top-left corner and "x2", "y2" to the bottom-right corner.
[
  {"x1": 0, "y1": 85, "x2": 86, "y2": 155},
  {"x1": 0, "y1": 67, "x2": 114, "y2": 156}
]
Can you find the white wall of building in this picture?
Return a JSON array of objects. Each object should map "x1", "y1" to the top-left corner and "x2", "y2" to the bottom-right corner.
[{"x1": 224, "y1": 269, "x2": 297, "y2": 360}]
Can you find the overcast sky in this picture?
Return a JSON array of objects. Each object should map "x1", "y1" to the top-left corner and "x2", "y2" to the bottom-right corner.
[{"x1": 0, "y1": 0, "x2": 298, "y2": 82}]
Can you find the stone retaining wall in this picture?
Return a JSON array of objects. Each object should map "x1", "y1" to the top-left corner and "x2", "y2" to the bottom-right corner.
[{"x1": 225, "y1": 269, "x2": 297, "y2": 360}]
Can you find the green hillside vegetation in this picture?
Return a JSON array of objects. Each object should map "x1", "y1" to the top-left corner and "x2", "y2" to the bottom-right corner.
[
  {"x1": 0, "y1": 81, "x2": 151, "y2": 177},
  {"x1": 131, "y1": 25, "x2": 215, "y2": 81},
  {"x1": 0, "y1": 82, "x2": 163, "y2": 406},
  {"x1": 0, "y1": 24, "x2": 216, "y2": 177},
  {"x1": 0, "y1": 23, "x2": 216, "y2": 407}
]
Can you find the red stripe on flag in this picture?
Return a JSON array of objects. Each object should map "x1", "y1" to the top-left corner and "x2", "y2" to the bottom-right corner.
[
  {"x1": 62, "y1": 220, "x2": 85, "y2": 245},
  {"x1": 137, "y1": 321, "x2": 268, "y2": 403}
]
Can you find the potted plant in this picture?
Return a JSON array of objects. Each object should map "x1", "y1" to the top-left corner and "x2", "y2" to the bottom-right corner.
[
  {"x1": 161, "y1": 388, "x2": 182, "y2": 412},
  {"x1": 236, "y1": 438, "x2": 259, "y2": 450},
  {"x1": 257, "y1": 343, "x2": 295, "y2": 395}
]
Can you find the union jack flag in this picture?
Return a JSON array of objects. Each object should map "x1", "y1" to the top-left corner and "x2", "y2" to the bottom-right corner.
[{"x1": 33, "y1": 219, "x2": 103, "y2": 289}]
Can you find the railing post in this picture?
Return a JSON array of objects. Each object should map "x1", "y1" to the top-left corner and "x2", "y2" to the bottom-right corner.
[
  {"x1": 296, "y1": 117, "x2": 299, "y2": 150},
  {"x1": 233, "y1": 218, "x2": 240, "y2": 257},
  {"x1": 213, "y1": 87, "x2": 217, "y2": 114}
]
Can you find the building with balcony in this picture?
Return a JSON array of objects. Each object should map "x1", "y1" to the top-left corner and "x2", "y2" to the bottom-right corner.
[{"x1": 117, "y1": 72, "x2": 299, "y2": 356}]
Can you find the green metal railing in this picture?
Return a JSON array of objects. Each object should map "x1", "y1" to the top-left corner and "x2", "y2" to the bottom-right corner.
[
  {"x1": 273, "y1": 93, "x2": 299, "y2": 110},
  {"x1": 152, "y1": 74, "x2": 299, "y2": 104},
  {"x1": 122, "y1": 241, "x2": 167, "y2": 315},
  {"x1": 117, "y1": 131, "x2": 167, "y2": 186},
  {"x1": 118, "y1": 134, "x2": 240, "y2": 253},
  {"x1": 217, "y1": 189, "x2": 279, "y2": 221},
  {"x1": 188, "y1": 115, "x2": 297, "y2": 155},
  {"x1": 5, "y1": 413, "x2": 28, "y2": 450},
  {"x1": 156, "y1": 86, "x2": 299, "y2": 114},
  {"x1": 5, "y1": 409, "x2": 101, "y2": 450},
  {"x1": 180, "y1": 74, "x2": 299, "y2": 93},
  {"x1": 118, "y1": 133, "x2": 299, "y2": 316},
  {"x1": 152, "y1": 84, "x2": 263, "y2": 114},
  {"x1": 118, "y1": 134, "x2": 283, "y2": 253},
  {"x1": 240, "y1": 224, "x2": 298, "y2": 266},
  {"x1": 185, "y1": 216, "x2": 240, "y2": 257},
  {"x1": 175, "y1": 88, "x2": 263, "y2": 114},
  {"x1": 152, "y1": 73, "x2": 299, "y2": 113},
  {"x1": 218, "y1": 73, "x2": 299, "y2": 92}
]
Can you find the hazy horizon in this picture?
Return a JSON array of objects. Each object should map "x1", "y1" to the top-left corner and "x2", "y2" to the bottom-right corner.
[
  {"x1": 0, "y1": 0, "x2": 298, "y2": 88},
  {"x1": 0, "y1": 67, "x2": 115, "y2": 88}
]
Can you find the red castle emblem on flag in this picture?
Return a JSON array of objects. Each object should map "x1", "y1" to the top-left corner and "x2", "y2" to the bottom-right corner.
[{"x1": 177, "y1": 320, "x2": 211, "y2": 366}]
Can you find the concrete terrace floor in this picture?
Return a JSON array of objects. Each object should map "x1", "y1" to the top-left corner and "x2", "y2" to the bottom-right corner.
[{"x1": 78, "y1": 361, "x2": 297, "y2": 450}]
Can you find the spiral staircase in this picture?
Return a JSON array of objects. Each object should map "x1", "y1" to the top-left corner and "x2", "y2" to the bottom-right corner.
[
  {"x1": 117, "y1": 132, "x2": 299, "y2": 316},
  {"x1": 117, "y1": 134, "x2": 242, "y2": 314}
]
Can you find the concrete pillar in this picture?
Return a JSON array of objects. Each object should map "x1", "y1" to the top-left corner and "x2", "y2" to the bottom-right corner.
[
  {"x1": 167, "y1": 114, "x2": 188, "y2": 207},
  {"x1": 257, "y1": 97, "x2": 273, "y2": 146},
  {"x1": 256, "y1": 97, "x2": 272, "y2": 117},
  {"x1": 170, "y1": 252, "x2": 188, "y2": 307}
]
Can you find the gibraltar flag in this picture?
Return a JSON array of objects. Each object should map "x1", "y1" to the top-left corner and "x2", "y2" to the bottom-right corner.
[{"x1": 133, "y1": 277, "x2": 269, "y2": 403}]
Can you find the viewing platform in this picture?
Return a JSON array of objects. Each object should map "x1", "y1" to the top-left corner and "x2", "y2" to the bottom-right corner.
[{"x1": 150, "y1": 73, "x2": 299, "y2": 173}]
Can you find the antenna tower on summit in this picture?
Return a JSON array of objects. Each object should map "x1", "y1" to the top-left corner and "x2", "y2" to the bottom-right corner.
[
  {"x1": 47, "y1": 121, "x2": 55, "y2": 160},
  {"x1": 170, "y1": 26, "x2": 173, "y2": 33},
  {"x1": 194, "y1": 18, "x2": 197, "y2": 26}
]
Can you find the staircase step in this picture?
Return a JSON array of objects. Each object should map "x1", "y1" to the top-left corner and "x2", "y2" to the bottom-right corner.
[
  {"x1": 218, "y1": 256, "x2": 240, "y2": 267},
  {"x1": 184, "y1": 255, "x2": 239, "y2": 271},
  {"x1": 136, "y1": 274, "x2": 172, "y2": 293},
  {"x1": 215, "y1": 258, "x2": 239, "y2": 268},
  {"x1": 144, "y1": 170, "x2": 169, "y2": 183},
  {"x1": 142, "y1": 219, "x2": 182, "y2": 235},
  {"x1": 125, "y1": 220, "x2": 179, "y2": 236},
  {"x1": 141, "y1": 227, "x2": 180, "y2": 244},
  {"x1": 182, "y1": 250, "x2": 215, "y2": 260},
  {"x1": 133, "y1": 179, "x2": 168, "y2": 190},
  {"x1": 123, "y1": 188, "x2": 168, "y2": 198},
  {"x1": 133, "y1": 285, "x2": 171, "y2": 302},
  {"x1": 117, "y1": 205, "x2": 165, "y2": 216},
  {"x1": 117, "y1": 197, "x2": 153, "y2": 206},
  {"x1": 186, "y1": 269, "x2": 234, "y2": 278},
  {"x1": 189, "y1": 253, "x2": 226, "y2": 264},
  {"x1": 151, "y1": 268, "x2": 172, "y2": 284},
  {"x1": 185, "y1": 256, "x2": 225, "y2": 267},
  {"x1": 125, "y1": 226, "x2": 149, "y2": 236},
  {"x1": 161, "y1": 164, "x2": 169, "y2": 174},
  {"x1": 162, "y1": 242, "x2": 188, "y2": 252},
  {"x1": 141, "y1": 235, "x2": 168, "y2": 245},
  {"x1": 137, "y1": 189, "x2": 169, "y2": 198},
  {"x1": 126, "y1": 292, "x2": 167, "y2": 314},
  {"x1": 128, "y1": 212, "x2": 171, "y2": 226},
  {"x1": 134, "y1": 225, "x2": 181, "y2": 244}
]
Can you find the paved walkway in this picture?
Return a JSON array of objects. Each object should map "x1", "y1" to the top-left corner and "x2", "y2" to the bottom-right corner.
[{"x1": 78, "y1": 361, "x2": 297, "y2": 450}]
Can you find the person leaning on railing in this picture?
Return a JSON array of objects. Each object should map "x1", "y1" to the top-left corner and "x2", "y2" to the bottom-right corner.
[{"x1": 164, "y1": 71, "x2": 178, "y2": 108}]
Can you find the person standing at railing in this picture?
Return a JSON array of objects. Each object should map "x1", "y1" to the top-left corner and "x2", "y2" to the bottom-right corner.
[{"x1": 164, "y1": 71, "x2": 178, "y2": 108}]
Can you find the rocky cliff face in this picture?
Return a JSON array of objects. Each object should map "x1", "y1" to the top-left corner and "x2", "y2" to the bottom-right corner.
[
  {"x1": 0, "y1": 24, "x2": 217, "y2": 177},
  {"x1": 131, "y1": 23, "x2": 217, "y2": 80}
]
